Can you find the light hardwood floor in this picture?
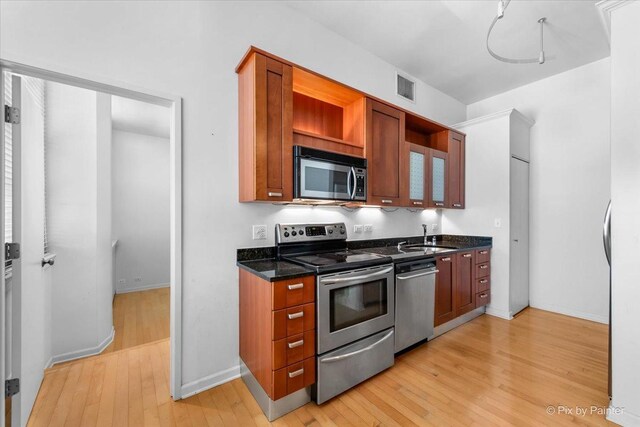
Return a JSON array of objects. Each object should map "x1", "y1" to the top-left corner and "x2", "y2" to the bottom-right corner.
[
  {"x1": 29, "y1": 308, "x2": 615, "y2": 426},
  {"x1": 105, "y1": 287, "x2": 170, "y2": 353}
]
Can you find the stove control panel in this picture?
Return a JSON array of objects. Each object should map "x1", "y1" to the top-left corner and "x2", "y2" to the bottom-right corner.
[{"x1": 276, "y1": 223, "x2": 347, "y2": 244}]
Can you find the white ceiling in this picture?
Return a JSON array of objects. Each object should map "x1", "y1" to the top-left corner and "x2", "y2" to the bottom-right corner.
[
  {"x1": 111, "y1": 95, "x2": 170, "y2": 139},
  {"x1": 285, "y1": 0, "x2": 610, "y2": 104}
]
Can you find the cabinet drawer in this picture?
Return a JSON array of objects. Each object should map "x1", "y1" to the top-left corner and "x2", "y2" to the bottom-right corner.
[
  {"x1": 476, "y1": 277, "x2": 490, "y2": 293},
  {"x1": 272, "y1": 331, "x2": 315, "y2": 370},
  {"x1": 272, "y1": 357, "x2": 315, "y2": 400},
  {"x1": 476, "y1": 290, "x2": 491, "y2": 308},
  {"x1": 476, "y1": 262, "x2": 490, "y2": 279},
  {"x1": 272, "y1": 303, "x2": 315, "y2": 340},
  {"x1": 272, "y1": 276, "x2": 315, "y2": 310},
  {"x1": 476, "y1": 249, "x2": 490, "y2": 264}
]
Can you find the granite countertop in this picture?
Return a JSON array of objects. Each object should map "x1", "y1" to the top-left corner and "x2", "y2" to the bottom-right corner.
[
  {"x1": 237, "y1": 259, "x2": 314, "y2": 282},
  {"x1": 360, "y1": 238, "x2": 492, "y2": 262}
]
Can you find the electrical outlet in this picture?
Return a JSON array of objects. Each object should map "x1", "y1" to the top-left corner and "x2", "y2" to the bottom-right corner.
[
  {"x1": 118, "y1": 279, "x2": 126, "y2": 284},
  {"x1": 252, "y1": 225, "x2": 267, "y2": 240},
  {"x1": 134, "y1": 277, "x2": 142, "y2": 282},
  {"x1": 363, "y1": 224, "x2": 373, "y2": 233},
  {"x1": 494, "y1": 218, "x2": 502, "y2": 228},
  {"x1": 353, "y1": 224, "x2": 363, "y2": 233}
]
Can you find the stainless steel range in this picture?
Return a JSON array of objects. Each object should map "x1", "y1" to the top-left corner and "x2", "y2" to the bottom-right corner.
[{"x1": 276, "y1": 223, "x2": 395, "y2": 404}]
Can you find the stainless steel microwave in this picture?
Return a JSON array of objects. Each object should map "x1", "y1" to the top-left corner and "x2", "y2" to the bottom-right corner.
[{"x1": 293, "y1": 146, "x2": 367, "y2": 202}]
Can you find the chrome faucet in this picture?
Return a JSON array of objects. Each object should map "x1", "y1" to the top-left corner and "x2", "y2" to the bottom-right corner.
[
  {"x1": 422, "y1": 224, "x2": 428, "y2": 245},
  {"x1": 397, "y1": 241, "x2": 407, "y2": 250}
]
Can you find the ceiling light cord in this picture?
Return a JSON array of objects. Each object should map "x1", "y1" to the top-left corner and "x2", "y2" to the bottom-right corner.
[{"x1": 487, "y1": 0, "x2": 546, "y2": 65}]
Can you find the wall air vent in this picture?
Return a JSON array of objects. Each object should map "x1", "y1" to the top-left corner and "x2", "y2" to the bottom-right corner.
[{"x1": 396, "y1": 73, "x2": 416, "y2": 102}]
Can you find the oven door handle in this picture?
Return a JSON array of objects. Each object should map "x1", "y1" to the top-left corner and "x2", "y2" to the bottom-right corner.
[
  {"x1": 320, "y1": 266, "x2": 394, "y2": 284},
  {"x1": 320, "y1": 329, "x2": 394, "y2": 363},
  {"x1": 396, "y1": 269, "x2": 439, "y2": 280}
]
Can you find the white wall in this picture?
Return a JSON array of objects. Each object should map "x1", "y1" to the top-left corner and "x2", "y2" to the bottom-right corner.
[
  {"x1": 464, "y1": 58, "x2": 611, "y2": 324},
  {"x1": 112, "y1": 129, "x2": 170, "y2": 293},
  {"x1": 46, "y1": 82, "x2": 113, "y2": 361},
  {"x1": 0, "y1": 1, "x2": 465, "y2": 392},
  {"x1": 610, "y1": 1, "x2": 640, "y2": 424}
]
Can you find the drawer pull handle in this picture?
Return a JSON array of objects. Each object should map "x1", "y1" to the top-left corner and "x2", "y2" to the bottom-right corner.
[
  {"x1": 480, "y1": 279, "x2": 488, "y2": 284},
  {"x1": 381, "y1": 199, "x2": 393, "y2": 204},
  {"x1": 453, "y1": 203, "x2": 462, "y2": 207},
  {"x1": 480, "y1": 265, "x2": 488, "y2": 269},
  {"x1": 288, "y1": 283, "x2": 304, "y2": 290},
  {"x1": 288, "y1": 368, "x2": 304, "y2": 378},
  {"x1": 288, "y1": 340, "x2": 304, "y2": 349},
  {"x1": 479, "y1": 250, "x2": 488, "y2": 255},
  {"x1": 463, "y1": 254, "x2": 472, "y2": 258},
  {"x1": 288, "y1": 312, "x2": 304, "y2": 320},
  {"x1": 268, "y1": 192, "x2": 283, "y2": 197},
  {"x1": 479, "y1": 293, "x2": 488, "y2": 298},
  {"x1": 412, "y1": 201, "x2": 423, "y2": 205},
  {"x1": 441, "y1": 257, "x2": 451, "y2": 262}
]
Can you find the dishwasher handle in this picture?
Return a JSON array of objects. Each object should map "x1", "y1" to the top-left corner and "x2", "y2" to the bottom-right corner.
[{"x1": 396, "y1": 269, "x2": 439, "y2": 281}]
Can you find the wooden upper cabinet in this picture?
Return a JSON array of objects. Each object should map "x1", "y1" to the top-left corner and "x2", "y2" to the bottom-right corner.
[
  {"x1": 447, "y1": 131, "x2": 465, "y2": 209},
  {"x1": 428, "y1": 149, "x2": 448, "y2": 208},
  {"x1": 402, "y1": 143, "x2": 429, "y2": 208},
  {"x1": 434, "y1": 255, "x2": 456, "y2": 327},
  {"x1": 238, "y1": 52, "x2": 293, "y2": 202},
  {"x1": 455, "y1": 252, "x2": 476, "y2": 317},
  {"x1": 366, "y1": 99, "x2": 405, "y2": 206}
]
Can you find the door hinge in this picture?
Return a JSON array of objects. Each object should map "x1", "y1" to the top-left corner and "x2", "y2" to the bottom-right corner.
[
  {"x1": 4, "y1": 105, "x2": 20, "y2": 124},
  {"x1": 5, "y1": 378, "x2": 19, "y2": 398},
  {"x1": 5, "y1": 242, "x2": 20, "y2": 261}
]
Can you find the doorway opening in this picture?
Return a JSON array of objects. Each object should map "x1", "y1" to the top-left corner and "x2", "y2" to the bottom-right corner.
[{"x1": 1, "y1": 63, "x2": 182, "y2": 427}]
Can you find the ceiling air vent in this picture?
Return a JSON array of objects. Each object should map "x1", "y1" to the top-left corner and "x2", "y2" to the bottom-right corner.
[{"x1": 396, "y1": 73, "x2": 415, "y2": 102}]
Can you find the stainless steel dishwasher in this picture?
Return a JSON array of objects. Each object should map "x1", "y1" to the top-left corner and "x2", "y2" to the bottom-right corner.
[{"x1": 394, "y1": 258, "x2": 438, "y2": 353}]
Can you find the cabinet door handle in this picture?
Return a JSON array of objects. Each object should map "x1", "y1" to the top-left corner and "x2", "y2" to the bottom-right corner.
[
  {"x1": 288, "y1": 312, "x2": 304, "y2": 320},
  {"x1": 268, "y1": 192, "x2": 283, "y2": 197},
  {"x1": 441, "y1": 257, "x2": 451, "y2": 262},
  {"x1": 453, "y1": 203, "x2": 462, "y2": 207},
  {"x1": 480, "y1": 279, "x2": 488, "y2": 284},
  {"x1": 435, "y1": 202, "x2": 444, "y2": 207},
  {"x1": 412, "y1": 201, "x2": 423, "y2": 205},
  {"x1": 463, "y1": 253, "x2": 472, "y2": 258},
  {"x1": 381, "y1": 199, "x2": 393, "y2": 204},
  {"x1": 288, "y1": 340, "x2": 304, "y2": 349},
  {"x1": 480, "y1": 265, "x2": 488, "y2": 269},
  {"x1": 287, "y1": 283, "x2": 304, "y2": 290},
  {"x1": 288, "y1": 368, "x2": 304, "y2": 378},
  {"x1": 479, "y1": 293, "x2": 488, "y2": 298},
  {"x1": 479, "y1": 250, "x2": 488, "y2": 255}
]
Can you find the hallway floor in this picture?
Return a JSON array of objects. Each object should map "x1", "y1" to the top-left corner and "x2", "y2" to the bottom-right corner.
[{"x1": 28, "y1": 308, "x2": 613, "y2": 426}]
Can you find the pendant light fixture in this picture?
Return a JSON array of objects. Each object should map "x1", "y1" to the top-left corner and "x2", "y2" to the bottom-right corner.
[{"x1": 487, "y1": 0, "x2": 547, "y2": 64}]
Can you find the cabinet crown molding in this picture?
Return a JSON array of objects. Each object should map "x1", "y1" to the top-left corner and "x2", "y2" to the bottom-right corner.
[
  {"x1": 596, "y1": 0, "x2": 631, "y2": 43},
  {"x1": 454, "y1": 109, "x2": 534, "y2": 130}
]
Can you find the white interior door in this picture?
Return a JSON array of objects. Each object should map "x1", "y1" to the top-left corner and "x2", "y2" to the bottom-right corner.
[
  {"x1": 10, "y1": 74, "x2": 50, "y2": 427},
  {"x1": 510, "y1": 157, "x2": 530, "y2": 316}
]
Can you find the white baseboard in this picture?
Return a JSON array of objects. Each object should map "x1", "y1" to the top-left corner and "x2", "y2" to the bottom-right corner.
[
  {"x1": 180, "y1": 365, "x2": 241, "y2": 399},
  {"x1": 530, "y1": 302, "x2": 609, "y2": 324},
  {"x1": 607, "y1": 403, "x2": 640, "y2": 426},
  {"x1": 116, "y1": 282, "x2": 169, "y2": 294},
  {"x1": 485, "y1": 305, "x2": 513, "y2": 320},
  {"x1": 44, "y1": 356, "x2": 54, "y2": 370},
  {"x1": 50, "y1": 326, "x2": 115, "y2": 366}
]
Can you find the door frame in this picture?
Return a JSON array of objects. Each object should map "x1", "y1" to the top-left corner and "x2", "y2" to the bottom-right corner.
[{"x1": 0, "y1": 59, "x2": 184, "y2": 409}]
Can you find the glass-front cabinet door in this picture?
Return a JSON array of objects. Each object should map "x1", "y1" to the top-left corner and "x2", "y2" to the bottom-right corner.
[
  {"x1": 407, "y1": 143, "x2": 428, "y2": 208},
  {"x1": 429, "y1": 149, "x2": 447, "y2": 208}
]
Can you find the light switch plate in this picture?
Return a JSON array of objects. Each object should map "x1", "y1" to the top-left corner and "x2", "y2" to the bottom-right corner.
[
  {"x1": 252, "y1": 225, "x2": 267, "y2": 240},
  {"x1": 354, "y1": 225, "x2": 364, "y2": 233},
  {"x1": 494, "y1": 218, "x2": 502, "y2": 228}
]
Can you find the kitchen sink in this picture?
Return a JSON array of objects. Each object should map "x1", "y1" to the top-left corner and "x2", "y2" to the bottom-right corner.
[{"x1": 404, "y1": 244, "x2": 457, "y2": 250}]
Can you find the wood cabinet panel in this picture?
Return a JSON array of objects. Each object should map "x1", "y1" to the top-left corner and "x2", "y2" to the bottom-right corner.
[
  {"x1": 366, "y1": 99, "x2": 405, "y2": 206},
  {"x1": 272, "y1": 357, "x2": 316, "y2": 401},
  {"x1": 272, "y1": 330, "x2": 315, "y2": 371},
  {"x1": 476, "y1": 262, "x2": 491, "y2": 279},
  {"x1": 476, "y1": 290, "x2": 491, "y2": 308},
  {"x1": 448, "y1": 131, "x2": 465, "y2": 209},
  {"x1": 238, "y1": 53, "x2": 293, "y2": 202},
  {"x1": 476, "y1": 249, "x2": 491, "y2": 264},
  {"x1": 477, "y1": 277, "x2": 490, "y2": 293},
  {"x1": 272, "y1": 276, "x2": 315, "y2": 310},
  {"x1": 455, "y1": 252, "x2": 476, "y2": 317},
  {"x1": 428, "y1": 149, "x2": 448, "y2": 208},
  {"x1": 272, "y1": 303, "x2": 315, "y2": 340},
  {"x1": 435, "y1": 255, "x2": 456, "y2": 327}
]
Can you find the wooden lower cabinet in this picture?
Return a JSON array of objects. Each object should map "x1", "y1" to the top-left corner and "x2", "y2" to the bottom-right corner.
[
  {"x1": 239, "y1": 269, "x2": 316, "y2": 401},
  {"x1": 435, "y1": 249, "x2": 491, "y2": 326}
]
